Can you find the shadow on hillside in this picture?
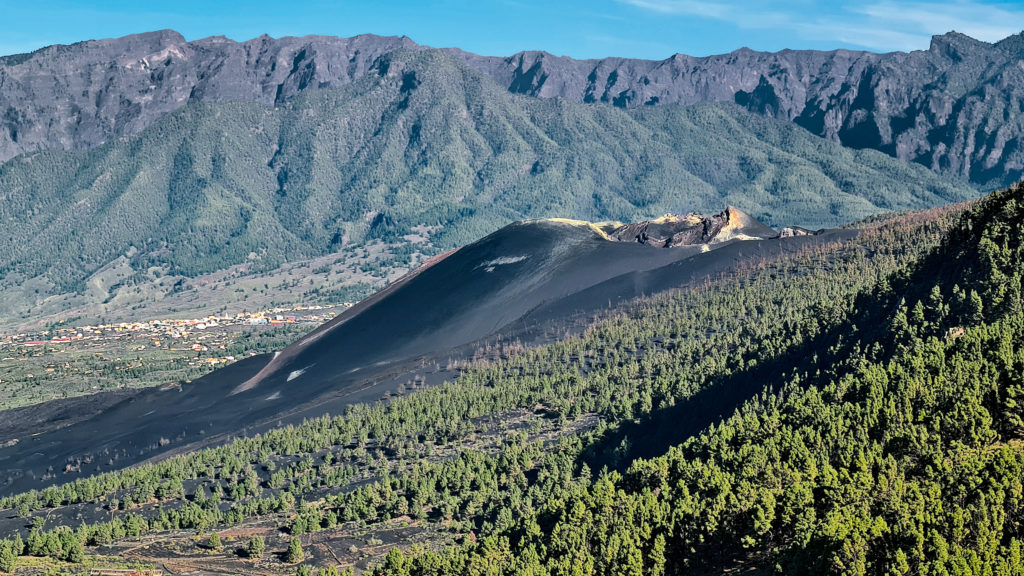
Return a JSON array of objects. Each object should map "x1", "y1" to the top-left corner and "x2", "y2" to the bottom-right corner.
[
  {"x1": 571, "y1": 314, "x2": 864, "y2": 574},
  {"x1": 579, "y1": 317, "x2": 853, "y2": 473}
]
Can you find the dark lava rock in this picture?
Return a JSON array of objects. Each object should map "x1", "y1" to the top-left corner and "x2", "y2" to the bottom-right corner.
[{"x1": 603, "y1": 207, "x2": 777, "y2": 247}]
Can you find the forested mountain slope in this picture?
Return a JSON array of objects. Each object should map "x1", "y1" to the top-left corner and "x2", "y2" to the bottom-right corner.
[
  {"x1": 377, "y1": 187, "x2": 1024, "y2": 575},
  {"x1": 1, "y1": 184, "x2": 1018, "y2": 574},
  {"x1": 0, "y1": 49, "x2": 974, "y2": 321},
  {"x1": 2, "y1": 29, "x2": 1022, "y2": 186}
]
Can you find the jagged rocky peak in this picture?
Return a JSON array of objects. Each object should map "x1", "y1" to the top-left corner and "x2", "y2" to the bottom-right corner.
[
  {"x1": 929, "y1": 31, "x2": 992, "y2": 58},
  {"x1": 597, "y1": 207, "x2": 778, "y2": 247},
  {"x1": 994, "y1": 31, "x2": 1024, "y2": 54}
]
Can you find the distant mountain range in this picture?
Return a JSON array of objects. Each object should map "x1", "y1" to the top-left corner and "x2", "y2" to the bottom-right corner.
[
  {"x1": 2, "y1": 29, "x2": 1022, "y2": 186},
  {"x1": 0, "y1": 48, "x2": 973, "y2": 314}
]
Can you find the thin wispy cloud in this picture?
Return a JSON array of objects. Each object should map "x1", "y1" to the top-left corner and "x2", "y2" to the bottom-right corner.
[
  {"x1": 792, "y1": 23, "x2": 926, "y2": 52},
  {"x1": 621, "y1": 0, "x2": 790, "y2": 29},
  {"x1": 621, "y1": 0, "x2": 730, "y2": 18},
  {"x1": 583, "y1": 33, "x2": 676, "y2": 57},
  {"x1": 854, "y1": 1, "x2": 1024, "y2": 44},
  {"x1": 619, "y1": 0, "x2": 1024, "y2": 51}
]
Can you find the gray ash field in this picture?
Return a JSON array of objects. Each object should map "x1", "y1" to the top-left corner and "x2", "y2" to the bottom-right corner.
[{"x1": 0, "y1": 208, "x2": 854, "y2": 497}]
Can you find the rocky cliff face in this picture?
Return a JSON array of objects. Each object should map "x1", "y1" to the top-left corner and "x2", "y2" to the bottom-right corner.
[
  {"x1": 1, "y1": 30, "x2": 1022, "y2": 185},
  {"x1": 0, "y1": 30, "x2": 414, "y2": 161},
  {"x1": 600, "y1": 207, "x2": 778, "y2": 247},
  {"x1": 464, "y1": 32, "x2": 1024, "y2": 186}
]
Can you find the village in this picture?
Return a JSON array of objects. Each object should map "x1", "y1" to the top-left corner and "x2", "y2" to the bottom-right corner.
[
  {"x1": 1, "y1": 304, "x2": 342, "y2": 356},
  {"x1": 0, "y1": 304, "x2": 347, "y2": 411}
]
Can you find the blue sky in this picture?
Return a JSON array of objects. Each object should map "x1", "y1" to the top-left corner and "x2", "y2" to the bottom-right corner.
[{"x1": 1, "y1": 0, "x2": 1023, "y2": 59}]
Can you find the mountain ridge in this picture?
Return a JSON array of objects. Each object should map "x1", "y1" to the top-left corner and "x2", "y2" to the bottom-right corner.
[
  {"x1": 2, "y1": 29, "x2": 1023, "y2": 185},
  {"x1": 0, "y1": 47, "x2": 976, "y2": 327}
]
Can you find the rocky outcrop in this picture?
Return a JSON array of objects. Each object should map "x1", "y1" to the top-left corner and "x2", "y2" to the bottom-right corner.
[
  {"x1": 601, "y1": 207, "x2": 777, "y2": 247},
  {"x1": 2, "y1": 30, "x2": 1023, "y2": 185}
]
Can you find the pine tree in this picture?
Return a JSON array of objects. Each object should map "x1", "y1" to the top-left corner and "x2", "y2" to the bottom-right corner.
[
  {"x1": 649, "y1": 534, "x2": 667, "y2": 576},
  {"x1": 60, "y1": 530, "x2": 83, "y2": 564},
  {"x1": 0, "y1": 540, "x2": 17, "y2": 574},
  {"x1": 208, "y1": 532, "x2": 222, "y2": 552},
  {"x1": 25, "y1": 529, "x2": 42, "y2": 556},
  {"x1": 246, "y1": 535, "x2": 264, "y2": 559},
  {"x1": 285, "y1": 537, "x2": 304, "y2": 563}
]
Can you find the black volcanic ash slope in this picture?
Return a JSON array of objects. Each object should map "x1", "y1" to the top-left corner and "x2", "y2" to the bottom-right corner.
[
  {"x1": 0, "y1": 209, "x2": 849, "y2": 497},
  {"x1": 232, "y1": 207, "x2": 785, "y2": 396}
]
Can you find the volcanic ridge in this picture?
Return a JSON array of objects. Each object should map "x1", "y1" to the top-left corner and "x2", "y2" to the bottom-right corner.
[{"x1": 0, "y1": 209, "x2": 845, "y2": 497}]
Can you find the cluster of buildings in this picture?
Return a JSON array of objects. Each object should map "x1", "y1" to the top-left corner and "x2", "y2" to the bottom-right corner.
[{"x1": 0, "y1": 304, "x2": 344, "y2": 353}]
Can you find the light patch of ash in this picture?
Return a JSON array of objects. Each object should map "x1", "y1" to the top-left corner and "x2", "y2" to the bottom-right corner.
[
  {"x1": 287, "y1": 365, "x2": 313, "y2": 382},
  {"x1": 477, "y1": 255, "x2": 528, "y2": 272}
]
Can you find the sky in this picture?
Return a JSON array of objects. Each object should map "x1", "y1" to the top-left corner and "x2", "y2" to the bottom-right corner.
[{"x1": 1, "y1": 0, "x2": 1023, "y2": 60}]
